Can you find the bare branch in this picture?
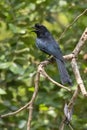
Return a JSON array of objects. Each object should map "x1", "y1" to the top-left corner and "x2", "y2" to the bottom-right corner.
[
  {"x1": 27, "y1": 105, "x2": 33, "y2": 130},
  {"x1": 68, "y1": 86, "x2": 79, "y2": 108},
  {"x1": 39, "y1": 63, "x2": 71, "y2": 91},
  {"x1": 59, "y1": 122, "x2": 65, "y2": 130},
  {"x1": 58, "y1": 9, "x2": 87, "y2": 40},
  {"x1": 71, "y1": 58, "x2": 87, "y2": 96},
  {"x1": 73, "y1": 27, "x2": 87, "y2": 56},
  {"x1": 59, "y1": 86, "x2": 79, "y2": 130},
  {"x1": 59, "y1": 27, "x2": 87, "y2": 130},
  {"x1": 0, "y1": 102, "x2": 31, "y2": 118},
  {"x1": 27, "y1": 69, "x2": 40, "y2": 130},
  {"x1": 63, "y1": 54, "x2": 74, "y2": 60},
  {"x1": 68, "y1": 124, "x2": 74, "y2": 130}
]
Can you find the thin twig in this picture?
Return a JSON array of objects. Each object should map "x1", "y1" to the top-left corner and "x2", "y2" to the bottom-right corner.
[
  {"x1": 27, "y1": 104, "x2": 33, "y2": 130},
  {"x1": 69, "y1": 124, "x2": 74, "y2": 130},
  {"x1": 68, "y1": 86, "x2": 79, "y2": 109},
  {"x1": 27, "y1": 70, "x2": 40, "y2": 130},
  {"x1": 59, "y1": 86, "x2": 79, "y2": 130},
  {"x1": 39, "y1": 64, "x2": 71, "y2": 91},
  {"x1": 0, "y1": 102, "x2": 31, "y2": 118},
  {"x1": 59, "y1": 122, "x2": 65, "y2": 130},
  {"x1": 73, "y1": 27, "x2": 87, "y2": 56},
  {"x1": 58, "y1": 9, "x2": 87, "y2": 40}
]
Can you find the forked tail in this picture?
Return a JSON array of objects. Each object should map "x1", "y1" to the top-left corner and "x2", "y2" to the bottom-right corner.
[{"x1": 56, "y1": 59, "x2": 72, "y2": 86}]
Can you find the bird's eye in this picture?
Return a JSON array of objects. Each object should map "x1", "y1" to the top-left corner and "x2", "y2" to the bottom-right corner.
[{"x1": 35, "y1": 23, "x2": 40, "y2": 28}]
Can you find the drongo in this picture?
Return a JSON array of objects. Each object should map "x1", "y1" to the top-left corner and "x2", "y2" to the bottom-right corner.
[{"x1": 33, "y1": 24, "x2": 72, "y2": 85}]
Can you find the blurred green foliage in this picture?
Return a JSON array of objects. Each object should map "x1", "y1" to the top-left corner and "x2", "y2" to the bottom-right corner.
[{"x1": 0, "y1": 0, "x2": 87, "y2": 130}]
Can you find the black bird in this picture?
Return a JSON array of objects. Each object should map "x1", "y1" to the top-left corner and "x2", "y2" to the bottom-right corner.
[{"x1": 33, "y1": 23, "x2": 72, "y2": 85}]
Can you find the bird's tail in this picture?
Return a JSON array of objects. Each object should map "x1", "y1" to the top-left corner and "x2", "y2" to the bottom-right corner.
[{"x1": 56, "y1": 59, "x2": 72, "y2": 86}]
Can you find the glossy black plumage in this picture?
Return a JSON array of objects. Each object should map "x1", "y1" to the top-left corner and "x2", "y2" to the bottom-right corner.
[{"x1": 33, "y1": 23, "x2": 72, "y2": 85}]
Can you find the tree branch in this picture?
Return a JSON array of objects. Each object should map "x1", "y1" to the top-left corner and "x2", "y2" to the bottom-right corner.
[
  {"x1": 71, "y1": 58, "x2": 87, "y2": 96},
  {"x1": 58, "y1": 9, "x2": 87, "y2": 40},
  {"x1": 38, "y1": 63, "x2": 71, "y2": 91},
  {"x1": 73, "y1": 27, "x2": 87, "y2": 56},
  {"x1": 59, "y1": 86, "x2": 79, "y2": 130},
  {"x1": 59, "y1": 27, "x2": 87, "y2": 130}
]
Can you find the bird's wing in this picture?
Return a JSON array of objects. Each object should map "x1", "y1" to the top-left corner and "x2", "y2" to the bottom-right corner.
[
  {"x1": 36, "y1": 37, "x2": 64, "y2": 62},
  {"x1": 45, "y1": 39, "x2": 64, "y2": 62}
]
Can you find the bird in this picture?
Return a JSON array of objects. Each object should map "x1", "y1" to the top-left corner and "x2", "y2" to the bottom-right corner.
[{"x1": 33, "y1": 23, "x2": 72, "y2": 85}]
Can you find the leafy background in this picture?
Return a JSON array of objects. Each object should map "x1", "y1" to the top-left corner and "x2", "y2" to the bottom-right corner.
[{"x1": 0, "y1": 0, "x2": 87, "y2": 130}]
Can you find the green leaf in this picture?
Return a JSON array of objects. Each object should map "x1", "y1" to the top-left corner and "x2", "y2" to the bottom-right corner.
[
  {"x1": 0, "y1": 62, "x2": 11, "y2": 69},
  {"x1": 0, "y1": 88, "x2": 6, "y2": 95},
  {"x1": 18, "y1": 120, "x2": 26, "y2": 129},
  {"x1": 9, "y1": 23, "x2": 26, "y2": 34},
  {"x1": 9, "y1": 62, "x2": 24, "y2": 75}
]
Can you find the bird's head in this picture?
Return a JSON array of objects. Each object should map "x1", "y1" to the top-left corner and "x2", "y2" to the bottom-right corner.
[{"x1": 32, "y1": 23, "x2": 49, "y2": 38}]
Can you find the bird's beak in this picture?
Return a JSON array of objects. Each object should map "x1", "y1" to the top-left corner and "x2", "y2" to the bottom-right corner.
[
  {"x1": 31, "y1": 26, "x2": 37, "y2": 32},
  {"x1": 31, "y1": 26, "x2": 40, "y2": 33}
]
